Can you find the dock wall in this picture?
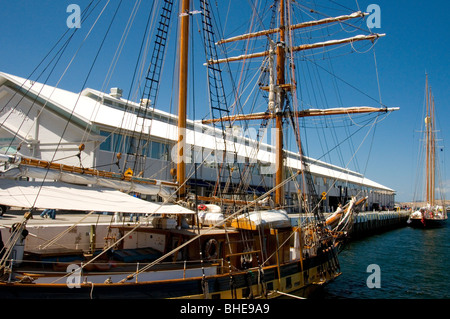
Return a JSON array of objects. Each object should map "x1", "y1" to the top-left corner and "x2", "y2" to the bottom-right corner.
[
  {"x1": 350, "y1": 211, "x2": 410, "y2": 238},
  {"x1": 290, "y1": 210, "x2": 411, "y2": 239}
]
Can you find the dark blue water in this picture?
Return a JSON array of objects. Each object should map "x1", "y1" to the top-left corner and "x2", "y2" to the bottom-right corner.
[{"x1": 320, "y1": 223, "x2": 450, "y2": 299}]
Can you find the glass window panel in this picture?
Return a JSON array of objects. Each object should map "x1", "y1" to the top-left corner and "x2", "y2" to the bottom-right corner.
[{"x1": 99, "y1": 131, "x2": 111, "y2": 151}]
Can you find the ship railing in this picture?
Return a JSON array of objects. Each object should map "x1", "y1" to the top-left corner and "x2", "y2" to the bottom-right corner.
[
  {"x1": 6, "y1": 254, "x2": 284, "y2": 283},
  {"x1": 7, "y1": 257, "x2": 226, "y2": 269}
]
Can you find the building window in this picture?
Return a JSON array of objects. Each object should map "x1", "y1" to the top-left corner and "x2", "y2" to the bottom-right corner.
[
  {"x1": 150, "y1": 141, "x2": 169, "y2": 161},
  {"x1": 112, "y1": 133, "x2": 124, "y2": 153},
  {"x1": 99, "y1": 130, "x2": 170, "y2": 160},
  {"x1": 126, "y1": 136, "x2": 140, "y2": 155},
  {"x1": 150, "y1": 141, "x2": 161, "y2": 159},
  {"x1": 99, "y1": 130, "x2": 112, "y2": 151}
]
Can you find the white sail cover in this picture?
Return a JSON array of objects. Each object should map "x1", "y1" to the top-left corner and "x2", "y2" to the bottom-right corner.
[
  {"x1": 236, "y1": 209, "x2": 291, "y2": 228},
  {"x1": 0, "y1": 166, "x2": 174, "y2": 200},
  {"x1": 0, "y1": 180, "x2": 194, "y2": 215}
]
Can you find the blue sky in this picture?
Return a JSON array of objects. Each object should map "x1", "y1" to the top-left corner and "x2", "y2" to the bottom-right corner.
[{"x1": 0, "y1": 1, "x2": 449, "y2": 203}]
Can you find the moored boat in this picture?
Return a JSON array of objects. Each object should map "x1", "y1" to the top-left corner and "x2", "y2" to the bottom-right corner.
[
  {"x1": 407, "y1": 75, "x2": 447, "y2": 228},
  {"x1": 408, "y1": 205, "x2": 447, "y2": 228},
  {"x1": 0, "y1": 0, "x2": 397, "y2": 299}
]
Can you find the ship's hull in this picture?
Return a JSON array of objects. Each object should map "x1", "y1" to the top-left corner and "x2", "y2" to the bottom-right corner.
[
  {"x1": 407, "y1": 217, "x2": 447, "y2": 228},
  {"x1": 0, "y1": 249, "x2": 340, "y2": 299}
]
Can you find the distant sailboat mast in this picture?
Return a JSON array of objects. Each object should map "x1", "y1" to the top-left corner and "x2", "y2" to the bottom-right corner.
[
  {"x1": 425, "y1": 73, "x2": 436, "y2": 206},
  {"x1": 408, "y1": 74, "x2": 446, "y2": 227}
]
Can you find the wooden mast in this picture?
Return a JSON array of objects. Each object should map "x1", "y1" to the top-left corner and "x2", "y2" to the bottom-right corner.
[
  {"x1": 425, "y1": 74, "x2": 435, "y2": 206},
  {"x1": 207, "y1": 33, "x2": 385, "y2": 65},
  {"x1": 216, "y1": 11, "x2": 368, "y2": 45},
  {"x1": 425, "y1": 75, "x2": 429, "y2": 204},
  {"x1": 177, "y1": 0, "x2": 190, "y2": 198},
  {"x1": 200, "y1": 2, "x2": 394, "y2": 208},
  {"x1": 427, "y1": 81, "x2": 436, "y2": 206},
  {"x1": 201, "y1": 107, "x2": 399, "y2": 124},
  {"x1": 431, "y1": 94, "x2": 435, "y2": 205},
  {"x1": 275, "y1": 0, "x2": 286, "y2": 207}
]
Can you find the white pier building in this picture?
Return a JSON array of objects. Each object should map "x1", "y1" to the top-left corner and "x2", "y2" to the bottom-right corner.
[{"x1": 0, "y1": 72, "x2": 395, "y2": 212}]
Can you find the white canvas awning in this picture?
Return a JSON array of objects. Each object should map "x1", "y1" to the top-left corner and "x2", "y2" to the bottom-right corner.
[{"x1": 0, "y1": 180, "x2": 194, "y2": 215}]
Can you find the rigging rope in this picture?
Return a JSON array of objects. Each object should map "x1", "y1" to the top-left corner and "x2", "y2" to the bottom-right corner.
[
  {"x1": 118, "y1": 172, "x2": 300, "y2": 283},
  {"x1": 1, "y1": 1, "x2": 102, "y2": 155},
  {"x1": 82, "y1": 0, "x2": 144, "y2": 145},
  {"x1": 39, "y1": 211, "x2": 97, "y2": 250},
  {"x1": 109, "y1": 0, "x2": 159, "y2": 173},
  {"x1": 23, "y1": 0, "x2": 119, "y2": 210}
]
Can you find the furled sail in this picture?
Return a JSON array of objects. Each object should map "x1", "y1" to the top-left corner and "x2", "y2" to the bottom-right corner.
[{"x1": 0, "y1": 154, "x2": 176, "y2": 201}]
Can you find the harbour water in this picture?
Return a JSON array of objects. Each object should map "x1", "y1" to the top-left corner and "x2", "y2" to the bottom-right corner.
[{"x1": 317, "y1": 222, "x2": 450, "y2": 299}]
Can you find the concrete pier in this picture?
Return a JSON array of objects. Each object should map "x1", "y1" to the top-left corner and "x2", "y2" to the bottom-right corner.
[
  {"x1": 351, "y1": 211, "x2": 411, "y2": 238},
  {"x1": 0, "y1": 209, "x2": 411, "y2": 249},
  {"x1": 290, "y1": 210, "x2": 411, "y2": 239}
]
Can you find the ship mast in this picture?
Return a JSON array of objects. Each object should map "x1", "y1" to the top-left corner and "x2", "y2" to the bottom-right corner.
[
  {"x1": 431, "y1": 94, "x2": 436, "y2": 205},
  {"x1": 177, "y1": 0, "x2": 190, "y2": 199},
  {"x1": 425, "y1": 74, "x2": 436, "y2": 206},
  {"x1": 275, "y1": 0, "x2": 286, "y2": 207},
  {"x1": 204, "y1": 1, "x2": 394, "y2": 209}
]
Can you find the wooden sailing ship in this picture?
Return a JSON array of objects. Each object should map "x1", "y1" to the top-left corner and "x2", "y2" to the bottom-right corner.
[
  {"x1": 408, "y1": 75, "x2": 447, "y2": 228},
  {"x1": 0, "y1": 0, "x2": 397, "y2": 298}
]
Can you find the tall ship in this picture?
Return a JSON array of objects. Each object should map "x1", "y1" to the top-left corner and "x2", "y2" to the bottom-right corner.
[
  {"x1": 408, "y1": 75, "x2": 447, "y2": 228},
  {"x1": 0, "y1": 0, "x2": 397, "y2": 298}
]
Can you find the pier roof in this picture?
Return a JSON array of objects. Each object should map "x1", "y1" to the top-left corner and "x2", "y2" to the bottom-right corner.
[{"x1": 0, "y1": 71, "x2": 394, "y2": 193}]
